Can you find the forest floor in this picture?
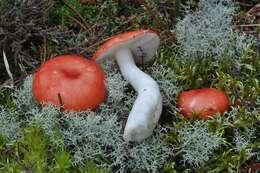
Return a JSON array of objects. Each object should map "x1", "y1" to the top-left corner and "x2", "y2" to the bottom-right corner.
[{"x1": 0, "y1": 0, "x2": 259, "y2": 173}]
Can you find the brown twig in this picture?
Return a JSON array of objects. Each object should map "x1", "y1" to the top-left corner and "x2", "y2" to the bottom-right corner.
[
  {"x1": 135, "y1": 0, "x2": 175, "y2": 44},
  {"x1": 79, "y1": 37, "x2": 110, "y2": 55},
  {"x1": 43, "y1": 37, "x2": 47, "y2": 63},
  {"x1": 1, "y1": 146, "x2": 35, "y2": 173},
  {"x1": 57, "y1": 93, "x2": 63, "y2": 112},
  {"x1": 65, "y1": 13, "x2": 89, "y2": 31},
  {"x1": 238, "y1": 2, "x2": 255, "y2": 7},
  {"x1": 60, "y1": 0, "x2": 90, "y2": 30},
  {"x1": 136, "y1": 0, "x2": 166, "y2": 31},
  {"x1": 80, "y1": 0, "x2": 97, "y2": 5}
]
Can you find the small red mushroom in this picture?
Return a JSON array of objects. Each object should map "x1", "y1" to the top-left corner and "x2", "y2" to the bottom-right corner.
[
  {"x1": 178, "y1": 88, "x2": 229, "y2": 119},
  {"x1": 32, "y1": 55, "x2": 106, "y2": 112}
]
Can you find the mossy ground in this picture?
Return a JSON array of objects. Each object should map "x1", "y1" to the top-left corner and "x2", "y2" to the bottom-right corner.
[{"x1": 0, "y1": 0, "x2": 259, "y2": 173}]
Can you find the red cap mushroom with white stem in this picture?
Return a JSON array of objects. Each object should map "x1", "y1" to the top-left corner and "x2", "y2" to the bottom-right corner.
[
  {"x1": 33, "y1": 55, "x2": 106, "y2": 112},
  {"x1": 92, "y1": 29, "x2": 162, "y2": 142}
]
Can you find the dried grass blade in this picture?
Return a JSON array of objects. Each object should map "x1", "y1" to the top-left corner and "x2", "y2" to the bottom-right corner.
[{"x1": 2, "y1": 51, "x2": 14, "y2": 87}]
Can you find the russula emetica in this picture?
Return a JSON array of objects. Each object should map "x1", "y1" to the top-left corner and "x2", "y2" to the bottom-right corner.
[
  {"x1": 92, "y1": 29, "x2": 162, "y2": 142},
  {"x1": 178, "y1": 88, "x2": 229, "y2": 119},
  {"x1": 33, "y1": 55, "x2": 106, "y2": 112}
]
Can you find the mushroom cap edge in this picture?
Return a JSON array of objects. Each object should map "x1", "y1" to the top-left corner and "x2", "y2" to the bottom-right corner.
[{"x1": 92, "y1": 29, "x2": 160, "y2": 65}]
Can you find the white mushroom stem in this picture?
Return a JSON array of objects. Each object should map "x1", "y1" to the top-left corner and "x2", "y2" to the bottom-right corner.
[{"x1": 114, "y1": 48, "x2": 162, "y2": 142}]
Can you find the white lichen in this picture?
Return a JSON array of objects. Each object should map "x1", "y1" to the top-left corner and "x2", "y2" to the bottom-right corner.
[
  {"x1": 61, "y1": 111, "x2": 125, "y2": 167},
  {"x1": 101, "y1": 60, "x2": 134, "y2": 118},
  {"x1": 28, "y1": 105, "x2": 62, "y2": 146},
  {"x1": 13, "y1": 75, "x2": 37, "y2": 111},
  {"x1": 104, "y1": 62, "x2": 128, "y2": 103},
  {"x1": 234, "y1": 128, "x2": 256, "y2": 158},
  {"x1": 178, "y1": 121, "x2": 222, "y2": 167},
  {"x1": 0, "y1": 107, "x2": 21, "y2": 143},
  {"x1": 126, "y1": 127, "x2": 173, "y2": 173},
  {"x1": 175, "y1": 0, "x2": 255, "y2": 60},
  {"x1": 149, "y1": 65, "x2": 179, "y2": 113}
]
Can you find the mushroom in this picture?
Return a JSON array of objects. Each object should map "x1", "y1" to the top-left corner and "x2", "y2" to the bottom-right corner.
[
  {"x1": 92, "y1": 29, "x2": 162, "y2": 142},
  {"x1": 178, "y1": 88, "x2": 229, "y2": 119},
  {"x1": 33, "y1": 55, "x2": 106, "y2": 112}
]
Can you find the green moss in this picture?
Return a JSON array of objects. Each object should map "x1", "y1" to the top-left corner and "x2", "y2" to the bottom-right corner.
[
  {"x1": 0, "y1": 89, "x2": 14, "y2": 108},
  {"x1": 48, "y1": 0, "x2": 99, "y2": 27}
]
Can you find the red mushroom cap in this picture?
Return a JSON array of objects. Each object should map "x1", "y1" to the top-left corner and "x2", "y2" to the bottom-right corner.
[
  {"x1": 92, "y1": 29, "x2": 160, "y2": 65},
  {"x1": 32, "y1": 55, "x2": 106, "y2": 112},
  {"x1": 178, "y1": 88, "x2": 229, "y2": 119}
]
